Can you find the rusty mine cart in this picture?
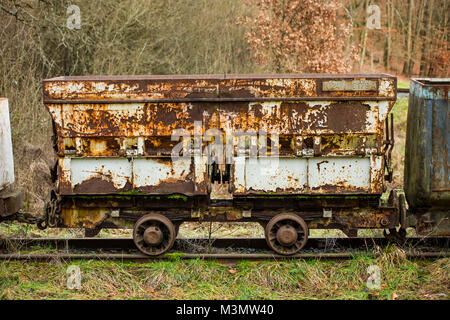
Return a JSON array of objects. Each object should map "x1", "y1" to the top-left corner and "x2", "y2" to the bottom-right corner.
[{"x1": 39, "y1": 74, "x2": 448, "y2": 255}]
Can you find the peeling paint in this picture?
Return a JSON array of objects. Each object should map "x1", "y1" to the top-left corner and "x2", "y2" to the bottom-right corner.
[{"x1": 44, "y1": 74, "x2": 398, "y2": 231}]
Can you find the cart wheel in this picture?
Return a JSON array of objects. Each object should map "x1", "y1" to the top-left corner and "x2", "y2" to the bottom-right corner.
[
  {"x1": 265, "y1": 213, "x2": 308, "y2": 255},
  {"x1": 133, "y1": 214, "x2": 176, "y2": 256}
]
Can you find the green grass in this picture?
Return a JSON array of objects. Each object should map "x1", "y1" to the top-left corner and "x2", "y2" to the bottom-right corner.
[
  {"x1": 391, "y1": 97, "x2": 409, "y2": 125},
  {"x1": 389, "y1": 97, "x2": 409, "y2": 188},
  {"x1": 0, "y1": 250, "x2": 448, "y2": 300},
  {"x1": 397, "y1": 81, "x2": 410, "y2": 89}
]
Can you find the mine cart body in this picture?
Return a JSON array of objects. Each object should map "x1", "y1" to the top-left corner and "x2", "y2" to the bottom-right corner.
[
  {"x1": 0, "y1": 98, "x2": 22, "y2": 218},
  {"x1": 405, "y1": 78, "x2": 449, "y2": 236},
  {"x1": 43, "y1": 74, "x2": 399, "y2": 236}
]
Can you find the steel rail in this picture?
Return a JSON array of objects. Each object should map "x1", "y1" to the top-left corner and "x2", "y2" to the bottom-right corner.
[
  {"x1": 0, "y1": 251, "x2": 448, "y2": 261},
  {"x1": 0, "y1": 237, "x2": 448, "y2": 261},
  {"x1": 1, "y1": 237, "x2": 449, "y2": 250}
]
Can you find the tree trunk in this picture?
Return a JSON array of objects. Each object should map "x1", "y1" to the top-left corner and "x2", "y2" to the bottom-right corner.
[
  {"x1": 420, "y1": 0, "x2": 433, "y2": 76},
  {"x1": 359, "y1": 0, "x2": 368, "y2": 70},
  {"x1": 402, "y1": 0, "x2": 413, "y2": 75},
  {"x1": 409, "y1": 0, "x2": 425, "y2": 75},
  {"x1": 383, "y1": 0, "x2": 393, "y2": 71},
  {"x1": 433, "y1": 2, "x2": 449, "y2": 76}
]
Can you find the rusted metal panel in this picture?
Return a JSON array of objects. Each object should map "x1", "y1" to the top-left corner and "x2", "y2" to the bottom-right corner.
[
  {"x1": 0, "y1": 98, "x2": 15, "y2": 191},
  {"x1": 58, "y1": 205, "x2": 397, "y2": 230},
  {"x1": 43, "y1": 74, "x2": 396, "y2": 102},
  {"x1": 404, "y1": 78, "x2": 449, "y2": 236},
  {"x1": 0, "y1": 190, "x2": 22, "y2": 218},
  {"x1": 234, "y1": 156, "x2": 381, "y2": 194},
  {"x1": 405, "y1": 79, "x2": 449, "y2": 209},
  {"x1": 44, "y1": 74, "x2": 396, "y2": 198},
  {"x1": 48, "y1": 101, "x2": 388, "y2": 138}
]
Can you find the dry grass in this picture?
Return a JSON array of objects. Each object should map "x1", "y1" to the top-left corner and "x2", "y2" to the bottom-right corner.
[
  {"x1": 388, "y1": 97, "x2": 409, "y2": 189},
  {"x1": 0, "y1": 253, "x2": 448, "y2": 300}
]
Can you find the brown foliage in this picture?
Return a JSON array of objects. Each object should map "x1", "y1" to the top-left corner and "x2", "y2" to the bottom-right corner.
[{"x1": 241, "y1": 0, "x2": 358, "y2": 73}]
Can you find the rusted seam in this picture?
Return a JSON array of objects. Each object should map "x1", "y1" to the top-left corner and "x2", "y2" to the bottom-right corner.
[{"x1": 44, "y1": 97, "x2": 396, "y2": 104}]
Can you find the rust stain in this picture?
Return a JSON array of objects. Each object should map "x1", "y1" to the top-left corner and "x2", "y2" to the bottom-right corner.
[
  {"x1": 73, "y1": 176, "x2": 133, "y2": 194},
  {"x1": 45, "y1": 74, "x2": 397, "y2": 222}
]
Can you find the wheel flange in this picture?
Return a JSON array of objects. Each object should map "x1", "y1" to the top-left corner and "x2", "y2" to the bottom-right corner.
[
  {"x1": 265, "y1": 213, "x2": 309, "y2": 255},
  {"x1": 133, "y1": 213, "x2": 176, "y2": 256}
]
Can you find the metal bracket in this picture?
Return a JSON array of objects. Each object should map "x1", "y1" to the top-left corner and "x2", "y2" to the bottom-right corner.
[
  {"x1": 323, "y1": 208, "x2": 333, "y2": 218},
  {"x1": 0, "y1": 190, "x2": 22, "y2": 218},
  {"x1": 383, "y1": 113, "x2": 394, "y2": 182}
]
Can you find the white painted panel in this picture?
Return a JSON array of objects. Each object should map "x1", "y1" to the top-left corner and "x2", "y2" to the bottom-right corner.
[
  {"x1": 233, "y1": 156, "x2": 246, "y2": 193},
  {"x1": 67, "y1": 156, "x2": 373, "y2": 194},
  {"x1": 133, "y1": 158, "x2": 191, "y2": 188},
  {"x1": 237, "y1": 156, "x2": 372, "y2": 193},
  {"x1": 194, "y1": 155, "x2": 208, "y2": 187},
  {"x1": 309, "y1": 157, "x2": 370, "y2": 189},
  {"x1": 323, "y1": 80, "x2": 377, "y2": 91},
  {"x1": 370, "y1": 155, "x2": 384, "y2": 192},
  {"x1": 61, "y1": 157, "x2": 72, "y2": 186},
  {"x1": 245, "y1": 158, "x2": 308, "y2": 192},
  {"x1": 70, "y1": 158, "x2": 132, "y2": 189},
  {"x1": 0, "y1": 98, "x2": 14, "y2": 190},
  {"x1": 364, "y1": 102, "x2": 379, "y2": 133}
]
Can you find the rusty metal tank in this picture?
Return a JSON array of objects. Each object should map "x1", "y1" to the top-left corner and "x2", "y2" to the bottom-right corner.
[
  {"x1": 404, "y1": 78, "x2": 449, "y2": 235},
  {"x1": 43, "y1": 74, "x2": 399, "y2": 238},
  {"x1": 0, "y1": 98, "x2": 22, "y2": 218}
]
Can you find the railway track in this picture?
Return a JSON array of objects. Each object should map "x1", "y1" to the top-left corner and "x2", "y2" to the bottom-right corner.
[{"x1": 0, "y1": 237, "x2": 448, "y2": 261}]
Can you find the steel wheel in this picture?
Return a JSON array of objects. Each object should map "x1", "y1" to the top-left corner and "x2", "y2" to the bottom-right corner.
[
  {"x1": 133, "y1": 214, "x2": 176, "y2": 256},
  {"x1": 265, "y1": 213, "x2": 308, "y2": 255}
]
